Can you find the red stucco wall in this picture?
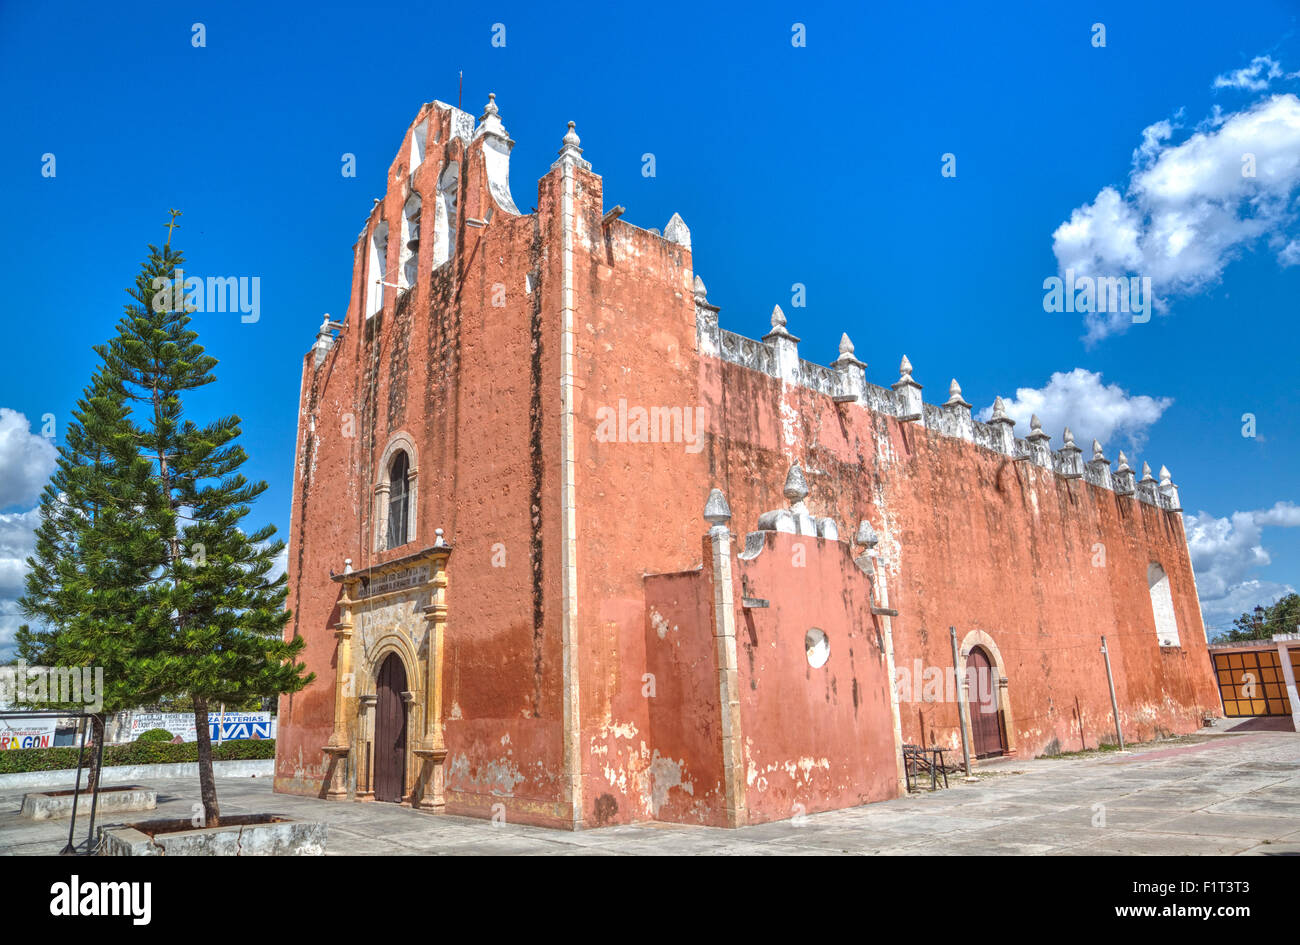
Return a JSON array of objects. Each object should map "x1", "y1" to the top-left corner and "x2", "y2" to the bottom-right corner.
[{"x1": 279, "y1": 100, "x2": 1220, "y2": 829}]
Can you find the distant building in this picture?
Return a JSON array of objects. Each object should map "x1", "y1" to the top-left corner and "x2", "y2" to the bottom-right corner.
[{"x1": 275, "y1": 95, "x2": 1221, "y2": 828}]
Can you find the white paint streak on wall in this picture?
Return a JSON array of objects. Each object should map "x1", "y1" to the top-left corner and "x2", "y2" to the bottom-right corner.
[{"x1": 650, "y1": 608, "x2": 675, "y2": 639}]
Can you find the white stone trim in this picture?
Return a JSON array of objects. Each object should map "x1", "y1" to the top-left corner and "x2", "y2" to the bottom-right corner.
[{"x1": 558, "y1": 161, "x2": 582, "y2": 827}]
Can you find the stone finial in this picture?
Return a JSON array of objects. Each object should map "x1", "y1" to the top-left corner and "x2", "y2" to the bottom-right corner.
[
  {"x1": 944, "y1": 378, "x2": 969, "y2": 407},
  {"x1": 832, "y1": 333, "x2": 865, "y2": 369},
  {"x1": 1024, "y1": 413, "x2": 1051, "y2": 466},
  {"x1": 756, "y1": 464, "x2": 816, "y2": 535},
  {"x1": 693, "y1": 275, "x2": 707, "y2": 299},
  {"x1": 832, "y1": 332, "x2": 867, "y2": 397},
  {"x1": 783, "y1": 464, "x2": 809, "y2": 503},
  {"x1": 1113, "y1": 449, "x2": 1136, "y2": 496},
  {"x1": 762, "y1": 304, "x2": 799, "y2": 380},
  {"x1": 704, "y1": 488, "x2": 731, "y2": 525},
  {"x1": 892, "y1": 354, "x2": 923, "y2": 422},
  {"x1": 854, "y1": 520, "x2": 879, "y2": 549},
  {"x1": 476, "y1": 92, "x2": 509, "y2": 140},
  {"x1": 1085, "y1": 439, "x2": 1113, "y2": 489},
  {"x1": 344, "y1": 558, "x2": 353, "y2": 574},
  {"x1": 1027, "y1": 413, "x2": 1049, "y2": 441},
  {"x1": 434, "y1": 527, "x2": 449, "y2": 548},
  {"x1": 1136, "y1": 461, "x2": 1161, "y2": 506},
  {"x1": 552, "y1": 121, "x2": 590, "y2": 170},
  {"x1": 1158, "y1": 465, "x2": 1182, "y2": 511},
  {"x1": 664, "y1": 212, "x2": 691, "y2": 249},
  {"x1": 989, "y1": 396, "x2": 1013, "y2": 425},
  {"x1": 1056, "y1": 424, "x2": 1083, "y2": 478},
  {"x1": 986, "y1": 396, "x2": 1016, "y2": 454},
  {"x1": 313, "y1": 313, "x2": 341, "y2": 364}
]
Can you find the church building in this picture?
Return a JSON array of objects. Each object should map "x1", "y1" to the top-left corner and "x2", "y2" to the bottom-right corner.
[{"x1": 274, "y1": 94, "x2": 1221, "y2": 828}]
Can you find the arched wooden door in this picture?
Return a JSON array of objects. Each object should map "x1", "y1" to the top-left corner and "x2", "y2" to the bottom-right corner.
[
  {"x1": 968, "y1": 646, "x2": 1006, "y2": 758},
  {"x1": 374, "y1": 653, "x2": 408, "y2": 802}
]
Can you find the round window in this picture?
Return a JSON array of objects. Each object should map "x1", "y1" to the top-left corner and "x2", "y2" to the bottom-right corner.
[{"x1": 805, "y1": 628, "x2": 830, "y2": 668}]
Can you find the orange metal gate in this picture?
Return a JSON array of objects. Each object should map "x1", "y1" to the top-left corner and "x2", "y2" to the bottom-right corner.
[{"x1": 1212, "y1": 647, "x2": 1299, "y2": 717}]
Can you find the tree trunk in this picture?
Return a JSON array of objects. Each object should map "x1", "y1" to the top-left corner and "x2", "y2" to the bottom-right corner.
[
  {"x1": 83, "y1": 713, "x2": 104, "y2": 797},
  {"x1": 193, "y1": 698, "x2": 220, "y2": 826}
]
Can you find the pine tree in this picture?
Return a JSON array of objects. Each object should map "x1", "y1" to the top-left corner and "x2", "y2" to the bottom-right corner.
[
  {"x1": 94, "y1": 215, "x2": 310, "y2": 825},
  {"x1": 23, "y1": 214, "x2": 310, "y2": 825},
  {"x1": 19, "y1": 365, "x2": 166, "y2": 792}
]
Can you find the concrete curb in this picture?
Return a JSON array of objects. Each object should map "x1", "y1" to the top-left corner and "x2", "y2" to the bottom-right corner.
[
  {"x1": 21, "y1": 785, "x2": 157, "y2": 820},
  {"x1": 99, "y1": 817, "x2": 326, "y2": 856},
  {"x1": 0, "y1": 759, "x2": 273, "y2": 793}
]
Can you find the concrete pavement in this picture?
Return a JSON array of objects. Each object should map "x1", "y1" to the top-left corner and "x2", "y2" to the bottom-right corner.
[{"x1": 1, "y1": 729, "x2": 1296, "y2": 855}]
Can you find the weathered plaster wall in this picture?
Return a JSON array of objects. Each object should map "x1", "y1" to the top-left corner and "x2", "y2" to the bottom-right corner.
[
  {"x1": 731, "y1": 530, "x2": 900, "y2": 821},
  {"x1": 640, "y1": 566, "x2": 729, "y2": 826},
  {"x1": 686, "y1": 356, "x2": 1220, "y2": 763},
  {"x1": 281, "y1": 98, "x2": 1219, "y2": 831},
  {"x1": 277, "y1": 102, "x2": 572, "y2": 827},
  {"x1": 564, "y1": 192, "x2": 717, "y2": 825}
]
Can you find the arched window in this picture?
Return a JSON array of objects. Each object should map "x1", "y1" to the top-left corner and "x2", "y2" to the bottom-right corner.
[
  {"x1": 1148, "y1": 562, "x2": 1180, "y2": 647},
  {"x1": 373, "y1": 433, "x2": 418, "y2": 553},
  {"x1": 387, "y1": 451, "x2": 410, "y2": 549}
]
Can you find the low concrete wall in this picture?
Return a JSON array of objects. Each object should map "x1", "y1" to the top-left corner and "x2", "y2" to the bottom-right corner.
[
  {"x1": 99, "y1": 817, "x2": 326, "y2": 856},
  {"x1": 21, "y1": 785, "x2": 157, "y2": 820},
  {"x1": 0, "y1": 759, "x2": 273, "y2": 793}
]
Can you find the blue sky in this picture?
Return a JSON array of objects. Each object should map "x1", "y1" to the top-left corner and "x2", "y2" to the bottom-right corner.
[{"x1": 0, "y1": 0, "x2": 1297, "y2": 648}]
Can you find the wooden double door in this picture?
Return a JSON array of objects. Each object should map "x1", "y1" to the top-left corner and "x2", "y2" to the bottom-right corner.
[{"x1": 374, "y1": 653, "x2": 408, "y2": 803}]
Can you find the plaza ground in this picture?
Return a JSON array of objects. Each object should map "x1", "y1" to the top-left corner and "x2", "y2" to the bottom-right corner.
[{"x1": 1, "y1": 726, "x2": 1296, "y2": 855}]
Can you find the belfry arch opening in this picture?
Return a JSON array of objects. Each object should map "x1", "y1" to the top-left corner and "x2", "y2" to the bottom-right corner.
[
  {"x1": 367, "y1": 221, "x2": 388, "y2": 317},
  {"x1": 434, "y1": 162, "x2": 459, "y2": 268},
  {"x1": 400, "y1": 193, "x2": 422, "y2": 290}
]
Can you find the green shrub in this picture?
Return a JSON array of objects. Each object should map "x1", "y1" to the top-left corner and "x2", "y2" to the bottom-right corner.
[
  {"x1": 0, "y1": 738, "x2": 276, "y2": 774},
  {"x1": 135, "y1": 728, "x2": 175, "y2": 743}
]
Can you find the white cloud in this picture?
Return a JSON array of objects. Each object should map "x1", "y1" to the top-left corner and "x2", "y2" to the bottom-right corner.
[
  {"x1": 0, "y1": 408, "x2": 57, "y2": 509},
  {"x1": 1052, "y1": 94, "x2": 1300, "y2": 342},
  {"x1": 1279, "y1": 239, "x2": 1300, "y2": 267},
  {"x1": 976, "y1": 368, "x2": 1172, "y2": 451},
  {"x1": 268, "y1": 545, "x2": 289, "y2": 583},
  {"x1": 0, "y1": 507, "x2": 41, "y2": 657},
  {"x1": 1184, "y1": 501, "x2": 1300, "y2": 632},
  {"x1": 1212, "y1": 56, "x2": 1284, "y2": 92}
]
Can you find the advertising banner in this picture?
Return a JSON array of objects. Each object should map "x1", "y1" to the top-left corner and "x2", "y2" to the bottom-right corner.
[
  {"x1": 0, "y1": 716, "x2": 57, "y2": 750},
  {"x1": 127, "y1": 711, "x2": 273, "y2": 742}
]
